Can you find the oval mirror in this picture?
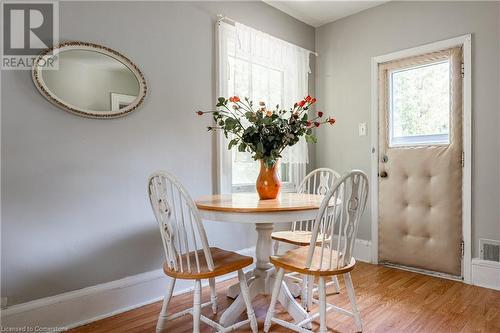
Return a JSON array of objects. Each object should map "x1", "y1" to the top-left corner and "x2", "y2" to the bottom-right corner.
[{"x1": 32, "y1": 41, "x2": 147, "y2": 119}]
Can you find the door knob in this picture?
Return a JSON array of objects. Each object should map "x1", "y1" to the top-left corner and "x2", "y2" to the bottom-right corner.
[{"x1": 379, "y1": 171, "x2": 388, "y2": 178}]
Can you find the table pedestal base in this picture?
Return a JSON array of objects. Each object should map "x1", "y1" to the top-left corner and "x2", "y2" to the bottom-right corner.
[{"x1": 220, "y1": 223, "x2": 308, "y2": 327}]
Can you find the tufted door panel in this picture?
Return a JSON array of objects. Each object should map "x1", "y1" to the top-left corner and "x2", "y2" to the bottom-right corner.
[{"x1": 378, "y1": 47, "x2": 463, "y2": 276}]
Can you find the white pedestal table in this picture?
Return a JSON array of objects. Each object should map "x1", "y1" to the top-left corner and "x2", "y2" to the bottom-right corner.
[{"x1": 195, "y1": 192, "x2": 328, "y2": 327}]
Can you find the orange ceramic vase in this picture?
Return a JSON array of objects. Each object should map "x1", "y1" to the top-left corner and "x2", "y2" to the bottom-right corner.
[{"x1": 256, "y1": 160, "x2": 281, "y2": 200}]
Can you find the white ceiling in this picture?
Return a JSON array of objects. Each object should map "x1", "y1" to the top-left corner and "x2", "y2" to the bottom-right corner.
[{"x1": 264, "y1": 1, "x2": 389, "y2": 28}]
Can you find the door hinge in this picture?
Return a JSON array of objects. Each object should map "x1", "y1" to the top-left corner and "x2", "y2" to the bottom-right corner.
[
  {"x1": 461, "y1": 62, "x2": 465, "y2": 78},
  {"x1": 461, "y1": 151, "x2": 465, "y2": 168},
  {"x1": 461, "y1": 240, "x2": 464, "y2": 258}
]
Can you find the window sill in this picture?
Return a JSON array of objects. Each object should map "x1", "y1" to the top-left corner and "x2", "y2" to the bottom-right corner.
[{"x1": 232, "y1": 182, "x2": 296, "y2": 194}]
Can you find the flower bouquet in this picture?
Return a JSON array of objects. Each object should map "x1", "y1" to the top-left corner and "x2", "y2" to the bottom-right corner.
[{"x1": 198, "y1": 96, "x2": 335, "y2": 199}]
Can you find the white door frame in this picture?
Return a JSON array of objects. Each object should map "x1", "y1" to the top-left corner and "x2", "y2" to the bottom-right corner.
[{"x1": 370, "y1": 34, "x2": 472, "y2": 283}]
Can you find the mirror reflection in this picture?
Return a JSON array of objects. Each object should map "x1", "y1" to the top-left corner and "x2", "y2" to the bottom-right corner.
[{"x1": 41, "y1": 50, "x2": 140, "y2": 112}]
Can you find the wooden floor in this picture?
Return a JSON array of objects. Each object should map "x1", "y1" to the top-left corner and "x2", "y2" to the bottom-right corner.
[{"x1": 70, "y1": 262, "x2": 500, "y2": 333}]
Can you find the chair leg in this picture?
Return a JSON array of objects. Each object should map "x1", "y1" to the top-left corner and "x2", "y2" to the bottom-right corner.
[
  {"x1": 331, "y1": 275, "x2": 340, "y2": 294},
  {"x1": 209, "y1": 277, "x2": 217, "y2": 314},
  {"x1": 319, "y1": 277, "x2": 327, "y2": 333},
  {"x1": 300, "y1": 274, "x2": 307, "y2": 308},
  {"x1": 344, "y1": 273, "x2": 363, "y2": 332},
  {"x1": 193, "y1": 280, "x2": 202, "y2": 333},
  {"x1": 156, "y1": 277, "x2": 176, "y2": 333},
  {"x1": 301, "y1": 274, "x2": 314, "y2": 311},
  {"x1": 273, "y1": 240, "x2": 280, "y2": 255},
  {"x1": 238, "y1": 269, "x2": 258, "y2": 333},
  {"x1": 264, "y1": 268, "x2": 285, "y2": 333}
]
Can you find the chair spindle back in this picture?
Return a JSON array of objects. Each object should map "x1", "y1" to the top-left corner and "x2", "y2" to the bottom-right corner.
[
  {"x1": 148, "y1": 171, "x2": 214, "y2": 274},
  {"x1": 306, "y1": 170, "x2": 369, "y2": 270},
  {"x1": 293, "y1": 168, "x2": 341, "y2": 232}
]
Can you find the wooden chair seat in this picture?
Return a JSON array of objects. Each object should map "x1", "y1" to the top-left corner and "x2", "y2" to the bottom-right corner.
[
  {"x1": 270, "y1": 246, "x2": 356, "y2": 276},
  {"x1": 271, "y1": 230, "x2": 330, "y2": 246},
  {"x1": 163, "y1": 247, "x2": 253, "y2": 279}
]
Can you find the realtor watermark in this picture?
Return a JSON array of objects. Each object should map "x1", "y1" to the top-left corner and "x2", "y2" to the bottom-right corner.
[
  {"x1": 1, "y1": 1, "x2": 59, "y2": 70},
  {"x1": 0, "y1": 326, "x2": 66, "y2": 332}
]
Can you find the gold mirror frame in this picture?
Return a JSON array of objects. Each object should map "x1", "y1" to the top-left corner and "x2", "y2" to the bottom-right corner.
[{"x1": 32, "y1": 41, "x2": 147, "y2": 119}]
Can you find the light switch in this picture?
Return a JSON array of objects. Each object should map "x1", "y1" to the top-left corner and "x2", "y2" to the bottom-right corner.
[{"x1": 359, "y1": 122, "x2": 367, "y2": 136}]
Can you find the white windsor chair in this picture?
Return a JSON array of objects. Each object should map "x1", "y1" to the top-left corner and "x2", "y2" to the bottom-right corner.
[
  {"x1": 148, "y1": 171, "x2": 258, "y2": 333},
  {"x1": 271, "y1": 168, "x2": 342, "y2": 309},
  {"x1": 265, "y1": 170, "x2": 369, "y2": 333}
]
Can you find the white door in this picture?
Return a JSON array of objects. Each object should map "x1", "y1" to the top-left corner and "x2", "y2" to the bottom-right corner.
[{"x1": 378, "y1": 47, "x2": 463, "y2": 276}]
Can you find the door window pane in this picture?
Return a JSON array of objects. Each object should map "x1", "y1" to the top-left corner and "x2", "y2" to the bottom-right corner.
[{"x1": 390, "y1": 60, "x2": 450, "y2": 147}]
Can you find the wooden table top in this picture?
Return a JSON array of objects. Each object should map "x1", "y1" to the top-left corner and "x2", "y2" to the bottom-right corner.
[{"x1": 195, "y1": 192, "x2": 328, "y2": 213}]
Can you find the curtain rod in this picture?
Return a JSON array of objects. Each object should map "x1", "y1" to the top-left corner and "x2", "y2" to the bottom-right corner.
[{"x1": 217, "y1": 14, "x2": 318, "y2": 57}]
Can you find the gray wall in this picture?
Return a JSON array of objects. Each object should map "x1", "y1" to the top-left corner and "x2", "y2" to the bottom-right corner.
[
  {"x1": 1, "y1": 1, "x2": 315, "y2": 305},
  {"x1": 315, "y1": 1, "x2": 500, "y2": 255}
]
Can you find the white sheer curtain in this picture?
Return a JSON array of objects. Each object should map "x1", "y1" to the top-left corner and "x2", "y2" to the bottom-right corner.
[{"x1": 216, "y1": 19, "x2": 313, "y2": 193}]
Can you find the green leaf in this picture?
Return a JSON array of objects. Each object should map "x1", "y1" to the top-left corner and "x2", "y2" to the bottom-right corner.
[
  {"x1": 228, "y1": 138, "x2": 238, "y2": 150},
  {"x1": 216, "y1": 97, "x2": 226, "y2": 107},
  {"x1": 256, "y1": 142, "x2": 264, "y2": 154},
  {"x1": 238, "y1": 142, "x2": 247, "y2": 152},
  {"x1": 305, "y1": 134, "x2": 317, "y2": 144},
  {"x1": 225, "y1": 118, "x2": 236, "y2": 130}
]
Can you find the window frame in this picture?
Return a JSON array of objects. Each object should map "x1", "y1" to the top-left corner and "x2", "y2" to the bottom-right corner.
[
  {"x1": 216, "y1": 19, "x2": 310, "y2": 194},
  {"x1": 231, "y1": 163, "x2": 297, "y2": 193}
]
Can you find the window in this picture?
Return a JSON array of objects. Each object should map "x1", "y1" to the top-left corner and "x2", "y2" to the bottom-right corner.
[
  {"x1": 227, "y1": 42, "x2": 293, "y2": 192},
  {"x1": 217, "y1": 19, "x2": 311, "y2": 193},
  {"x1": 389, "y1": 60, "x2": 451, "y2": 147}
]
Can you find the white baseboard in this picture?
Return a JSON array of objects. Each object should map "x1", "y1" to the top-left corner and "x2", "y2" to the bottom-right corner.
[
  {"x1": 1, "y1": 247, "x2": 256, "y2": 331},
  {"x1": 350, "y1": 238, "x2": 372, "y2": 263},
  {"x1": 471, "y1": 258, "x2": 500, "y2": 291}
]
